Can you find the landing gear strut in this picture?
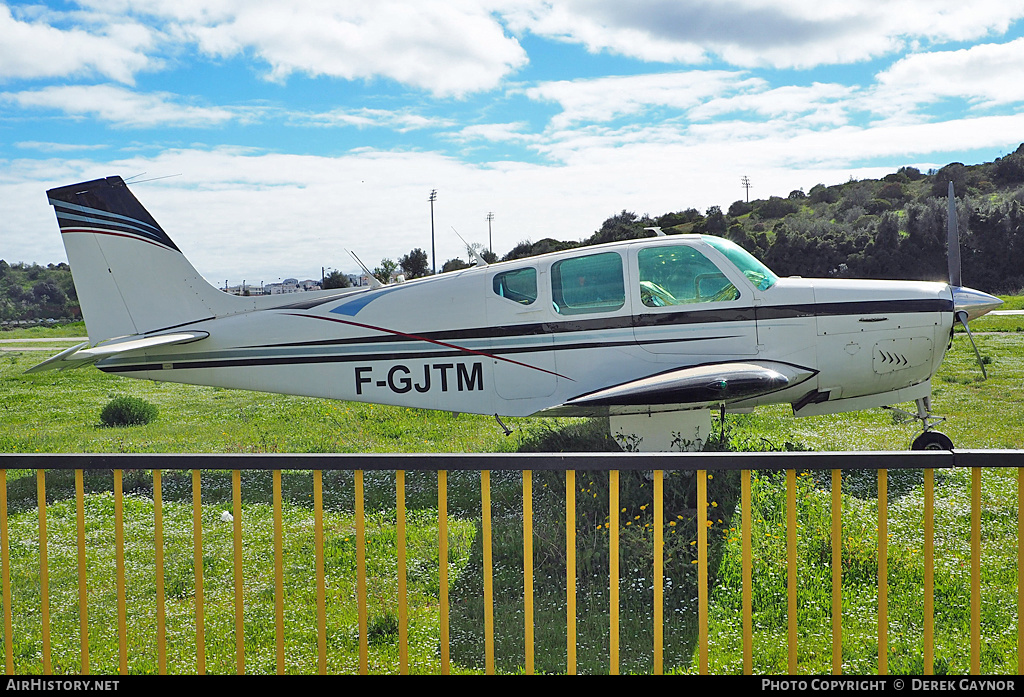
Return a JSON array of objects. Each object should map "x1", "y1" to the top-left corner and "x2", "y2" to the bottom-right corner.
[{"x1": 884, "y1": 396, "x2": 954, "y2": 451}]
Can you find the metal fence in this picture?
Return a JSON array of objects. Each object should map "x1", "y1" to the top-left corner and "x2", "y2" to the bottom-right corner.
[{"x1": 0, "y1": 451, "x2": 1020, "y2": 675}]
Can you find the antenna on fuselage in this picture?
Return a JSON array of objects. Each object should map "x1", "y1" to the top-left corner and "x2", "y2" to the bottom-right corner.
[
  {"x1": 451, "y1": 226, "x2": 489, "y2": 267},
  {"x1": 644, "y1": 226, "x2": 666, "y2": 237},
  {"x1": 347, "y1": 250, "x2": 384, "y2": 288},
  {"x1": 124, "y1": 173, "x2": 182, "y2": 185}
]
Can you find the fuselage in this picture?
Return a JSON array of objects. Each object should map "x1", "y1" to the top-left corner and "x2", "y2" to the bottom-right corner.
[{"x1": 94, "y1": 235, "x2": 957, "y2": 418}]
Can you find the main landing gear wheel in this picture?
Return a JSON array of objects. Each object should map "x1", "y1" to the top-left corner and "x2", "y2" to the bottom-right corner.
[{"x1": 911, "y1": 430, "x2": 954, "y2": 451}]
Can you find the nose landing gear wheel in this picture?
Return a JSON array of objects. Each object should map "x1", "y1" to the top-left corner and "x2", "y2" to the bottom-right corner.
[{"x1": 911, "y1": 430, "x2": 954, "y2": 451}]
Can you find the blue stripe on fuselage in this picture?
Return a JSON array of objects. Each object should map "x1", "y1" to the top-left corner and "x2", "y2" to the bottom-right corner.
[{"x1": 329, "y1": 286, "x2": 404, "y2": 316}]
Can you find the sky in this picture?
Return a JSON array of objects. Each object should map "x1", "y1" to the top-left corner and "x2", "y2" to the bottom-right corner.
[{"x1": 3, "y1": 1, "x2": 1024, "y2": 285}]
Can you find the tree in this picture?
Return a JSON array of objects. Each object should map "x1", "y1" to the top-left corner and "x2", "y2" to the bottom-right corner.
[
  {"x1": 32, "y1": 280, "x2": 65, "y2": 304},
  {"x1": 697, "y1": 205, "x2": 727, "y2": 234},
  {"x1": 586, "y1": 210, "x2": 650, "y2": 245},
  {"x1": 399, "y1": 248, "x2": 431, "y2": 279},
  {"x1": 322, "y1": 270, "x2": 350, "y2": 289},
  {"x1": 930, "y1": 163, "x2": 967, "y2": 198},
  {"x1": 728, "y1": 200, "x2": 753, "y2": 217},
  {"x1": 757, "y1": 196, "x2": 798, "y2": 219},
  {"x1": 372, "y1": 258, "x2": 398, "y2": 284},
  {"x1": 441, "y1": 258, "x2": 471, "y2": 273}
]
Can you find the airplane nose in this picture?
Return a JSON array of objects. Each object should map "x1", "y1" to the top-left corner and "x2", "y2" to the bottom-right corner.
[{"x1": 952, "y1": 286, "x2": 1003, "y2": 322}]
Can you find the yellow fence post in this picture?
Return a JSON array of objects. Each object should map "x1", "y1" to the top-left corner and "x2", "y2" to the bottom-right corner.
[
  {"x1": 1018, "y1": 466, "x2": 1023, "y2": 675},
  {"x1": 355, "y1": 470, "x2": 368, "y2": 675},
  {"x1": 0, "y1": 470, "x2": 10, "y2": 675},
  {"x1": 397, "y1": 470, "x2": 408, "y2": 675},
  {"x1": 192, "y1": 469, "x2": 205, "y2": 675},
  {"x1": 971, "y1": 467, "x2": 981, "y2": 675},
  {"x1": 654, "y1": 469, "x2": 664, "y2": 675},
  {"x1": 273, "y1": 469, "x2": 284, "y2": 674},
  {"x1": 439, "y1": 470, "x2": 450, "y2": 674},
  {"x1": 878, "y1": 469, "x2": 887, "y2": 676},
  {"x1": 742, "y1": 469, "x2": 752, "y2": 675},
  {"x1": 787, "y1": 469, "x2": 797, "y2": 674},
  {"x1": 482, "y1": 470, "x2": 494, "y2": 674},
  {"x1": 153, "y1": 470, "x2": 166, "y2": 675},
  {"x1": 37, "y1": 470, "x2": 50, "y2": 675},
  {"x1": 566, "y1": 469, "x2": 576, "y2": 675},
  {"x1": 314, "y1": 470, "x2": 326, "y2": 675},
  {"x1": 832, "y1": 469, "x2": 842, "y2": 675},
  {"x1": 523, "y1": 470, "x2": 534, "y2": 675},
  {"x1": 697, "y1": 469, "x2": 708, "y2": 675},
  {"x1": 924, "y1": 468, "x2": 934, "y2": 675},
  {"x1": 609, "y1": 469, "x2": 619, "y2": 676},
  {"x1": 75, "y1": 469, "x2": 89, "y2": 675},
  {"x1": 114, "y1": 470, "x2": 126, "y2": 675},
  {"x1": 232, "y1": 469, "x2": 244, "y2": 674}
]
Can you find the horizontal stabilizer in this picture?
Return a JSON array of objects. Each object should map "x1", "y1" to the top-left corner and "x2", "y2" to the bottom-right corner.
[
  {"x1": 26, "y1": 331, "x2": 208, "y2": 374},
  {"x1": 539, "y1": 360, "x2": 816, "y2": 415}
]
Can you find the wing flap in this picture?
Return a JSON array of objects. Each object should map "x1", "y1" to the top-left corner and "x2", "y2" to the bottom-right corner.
[{"x1": 26, "y1": 331, "x2": 209, "y2": 374}]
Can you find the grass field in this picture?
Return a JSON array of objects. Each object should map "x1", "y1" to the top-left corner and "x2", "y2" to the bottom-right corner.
[{"x1": 0, "y1": 319, "x2": 1021, "y2": 674}]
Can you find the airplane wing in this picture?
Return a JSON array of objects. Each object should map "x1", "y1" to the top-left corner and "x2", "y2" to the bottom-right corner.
[
  {"x1": 537, "y1": 360, "x2": 816, "y2": 416},
  {"x1": 25, "y1": 331, "x2": 209, "y2": 374}
]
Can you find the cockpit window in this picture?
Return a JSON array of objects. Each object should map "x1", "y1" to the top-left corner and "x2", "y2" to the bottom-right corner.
[
  {"x1": 551, "y1": 252, "x2": 625, "y2": 315},
  {"x1": 637, "y1": 245, "x2": 739, "y2": 307},
  {"x1": 493, "y1": 267, "x2": 537, "y2": 305},
  {"x1": 702, "y1": 235, "x2": 777, "y2": 291}
]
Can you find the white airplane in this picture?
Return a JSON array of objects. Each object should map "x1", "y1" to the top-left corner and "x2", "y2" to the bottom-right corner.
[{"x1": 31, "y1": 176, "x2": 1002, "y2": 451}]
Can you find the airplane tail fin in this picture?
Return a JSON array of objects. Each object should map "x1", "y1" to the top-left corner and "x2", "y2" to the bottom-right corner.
[{"x1": 47, "y1": 176, "x2": 238, "y2": 344}]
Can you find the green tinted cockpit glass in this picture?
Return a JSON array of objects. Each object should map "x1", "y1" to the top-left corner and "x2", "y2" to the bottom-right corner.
[
  {"x1": 492, "y1": 267, "x2": 537, "y2": 305},
  {"x1": 637, "y1": 245, "x2": 739, "y2": 307},
  {"x1": 551, "y1": 252, "x2": 624, "y2": 315},
  {"x1": 702, "y1": 235, "x2": 778, "y2": 291}
]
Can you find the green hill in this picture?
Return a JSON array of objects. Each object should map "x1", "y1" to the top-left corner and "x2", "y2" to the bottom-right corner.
[
  {"x1": 504, "y1": 144, "x2": 1024, "y2": 294},
  {"x1": 0, "y1": 261, "x2": 80, "y2": 326}
]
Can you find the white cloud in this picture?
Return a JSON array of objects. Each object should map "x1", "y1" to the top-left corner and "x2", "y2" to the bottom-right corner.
[
  {"x1": 0, "y1": 4, "x2": 154, "y2": 83},
  {"x1": 74, "y1": 0, "x2": 529, "y2": 97},
  {"x1": 1, "y1": 85, "x2": 256, "y2": 128},
  {"x1": 503, "y1": 0, "x2": 1024, "y2": 69},
  {"x1": 291, "y1": 108, "x2": 455, "y2": 132},
  {"x1": 15, "y1": 141, "x2": 108, "y2": 152},
  {"x1": 874, "y1": 37, "x2": 1024, "y2": 114},
  {"x1": 450, "y1": 122, "x2": 535, "y2": 143},
  {"x1": 523, "y1": 71, "x2": 764, "y2": 127},
  {"x1": 689, "y1": 83, "x2": 858, "y2": 127}
]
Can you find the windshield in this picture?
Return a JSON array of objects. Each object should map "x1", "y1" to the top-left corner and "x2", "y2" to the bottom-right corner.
[{"x1": 702, "y1": 236, "x2": 778, "y2": 291}]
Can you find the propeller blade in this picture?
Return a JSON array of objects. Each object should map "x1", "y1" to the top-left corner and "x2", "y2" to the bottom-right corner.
[
  {"x1": 955, "y1": 310, "x2": 987, "y2": 380},
  {"x1": 947, "y1": 182, "x2": 962, "y2": 288}
]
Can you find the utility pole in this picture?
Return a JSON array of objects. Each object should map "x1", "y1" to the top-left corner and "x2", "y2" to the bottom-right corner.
[
  {"x1": 486, "y1": 211, "x2": 494, "y2": 255},
  {"x1": 428, "y1": 189, "x2": 438, "y2": 274},
  {"x1": 741, "y1": 176, "x2": 752, "y2": 203}
]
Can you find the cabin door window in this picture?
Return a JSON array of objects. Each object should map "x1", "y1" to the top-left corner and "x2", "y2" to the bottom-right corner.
[{"x1": 632, "y1": 243, "x2": 757, "y2": 356}]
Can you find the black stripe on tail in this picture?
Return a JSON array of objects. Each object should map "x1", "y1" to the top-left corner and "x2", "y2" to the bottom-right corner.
[{"x1": 46, "y1": 176, "x2": 180, "y2": 252}]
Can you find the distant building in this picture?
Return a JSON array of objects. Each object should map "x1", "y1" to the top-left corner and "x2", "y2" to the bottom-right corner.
[{"x1": 262, "y1": 278, "x2": 322, "y2": 295}]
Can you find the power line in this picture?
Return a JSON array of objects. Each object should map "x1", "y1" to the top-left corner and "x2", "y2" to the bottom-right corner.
[
  {"x1": 428, "y1": 189, "x2": 437, "y2": 274},
  {"x1": 741, "y1": 176, "x2": 752, "y2": 203},
  {"x1": 486, "y1": 211, "x2": 494, "y2": 255}
]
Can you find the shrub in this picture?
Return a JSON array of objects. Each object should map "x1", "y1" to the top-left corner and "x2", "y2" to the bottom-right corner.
[{"x1": 100, "y1": 396, "x2": 158, "y2": 427}]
